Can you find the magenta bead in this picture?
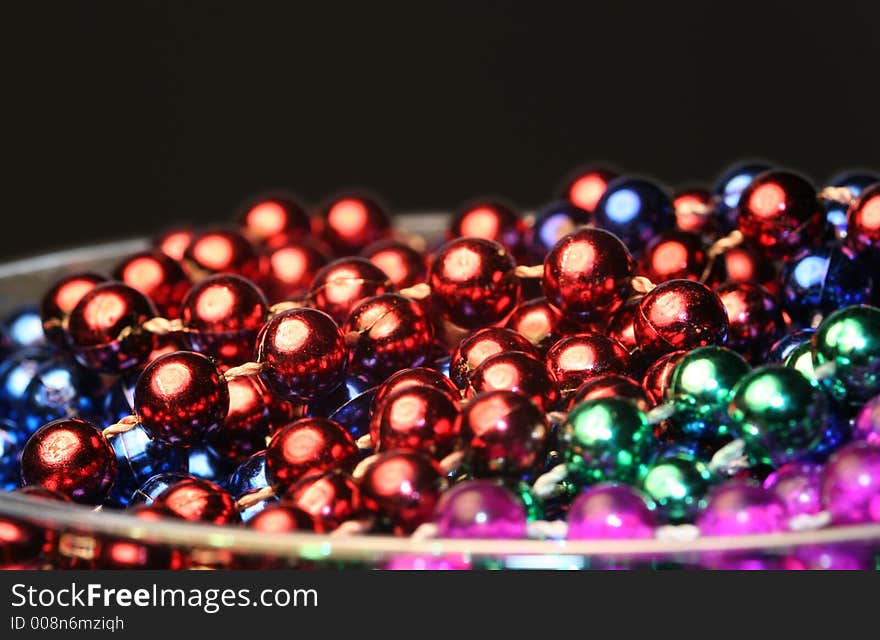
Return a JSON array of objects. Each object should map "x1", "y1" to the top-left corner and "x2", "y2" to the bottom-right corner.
[
  {"x1": 854, "y1": 395, "x2": 880, "y2": 446},
  {"x1": 566, "y1": 484, "x2": 657, "y2": 540},
  {"x1": 697, "y1": 481, "x2": 788, "y2": 536},
  {"x1": 434, "y1": 481, "x2": 527, "y2": 539},
  {"x1": 385, "y1": 554, "x2": 471, "y2": 570},
  {"x1": 763, "y1": 463, "x2": 823, "y2": 517},
  {"x1": 821, "y1": 442, "x2": 880, "y2": 525}
]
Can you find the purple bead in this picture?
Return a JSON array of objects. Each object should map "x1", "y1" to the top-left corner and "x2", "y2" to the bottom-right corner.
[
  {"x1": 566, "y1": 484, "x2": 656, "y2": 540},
  {"x1": 763, "y1": 463, "x2": 823, "y2": 517},
  {"x1": 697, "y1": 481, "x2": 787, "y2": 536},
  {"x1": 821, "y1": 441, "x2": 880, "y2": 525},
  {"x1": 433, "y1": 480, "x2": 527, "y2": 539},
  {"x1": 385, "y1": 554, "x2": 471, "y2": 570},
  {"x1": 854, "y1": 395, "x2": 880, "y2": 446},
  {"x1": 791, "y1": 545, "x2": 874, "y2": 570}
]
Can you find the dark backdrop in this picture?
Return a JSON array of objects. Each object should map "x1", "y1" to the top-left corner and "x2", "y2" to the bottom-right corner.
[{"x1": 5, "y1": 2, "x2": 879, "y2": 259}]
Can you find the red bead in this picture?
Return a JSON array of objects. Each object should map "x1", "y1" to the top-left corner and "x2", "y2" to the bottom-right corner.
[
  {"x1": 211, "y1": 375, "x2": 277, "y2": 462},
  {"x1": 360, "y1": 450, "x2": 445, "y2": 535},
  {"x1": 184, "y1": 228, "x2": 263, "y2": 282},
  {"x1": 96, "y1": 504, "x2": 182, "y2": 569},
  {"x1": 704, "y1": 244, "x2": 778, "y2": 294},
  {"x1": 247, "y1": 503, "x2": 321, "y2": 533},
  {"x1": 459, "y1": 390, "x2": 550, "y2": 478},
  {"x1": 606, "y1": 294, "x2": 642, "y2": 351},
  {"x1": 66, "y1": 282, "x2": 157, "y2": 373},
  {"x1": 40, "y1": 272, "x2": 107, "y2": 347},
  {"x1": 370, "y1": 386, "x2": 460, "y2": 456},
  {"x1": 504, "y1": 297, "x2": 564, "y2": 353},
  {"x1": 639, "y1": 230, "x2": 707, "y2": 283},
  {"x1": 736, "y1": 170, "x2": 825, "y2": 260},
  {"x1": 316, "y1": 195, "x2": 392, "y2": 254},
  {"x1": 135, "y1": 351, "x2": 230, "y2": 446},
  {"x1": 428, "y1": 237, "x2": 520, "y2": 329},
  {"x1": 567, "y1": 374, "x2": 651, "y2": 412},
  {"x1": 634, "y1": 279, "x2": 729, "y2": 355},
  {"x1": 181, "y1": 274, "x2": 269, "y2": 366},
  {"x1": 447, "y1": 200, "x2": 526, "y2": 257},
  {"x1": 467, "y1": 350, "x2": 560, "y2": 412},
  {"x1": 263, "y1": 237, "x2": 331, "y2": 304},
  {"x1": 265, "y1": 417, "x2": 358, "y2": 492},
  {"x1": 847, "y1": 183, "x2": 880, "y2": 257},
  {"x1": 310, "y1": 257, "x2": 391, "y2": 324},
  {"x1": 542, "y1": 227, "x2": 635, "y2": 326},
  {"x1": 673, "y1": 188, "x2": 717, "y2": 235},
  {"x1": 156, "y1": 228, "x2": 193, "y2": 262},
  {"x1": 545, "y1": 333, "x2": 630, "y2": 398},
  {"x1": 372, "y1": 367, "x2": 459, "y2": 413},
  {"x1": 155, "y1": 477, "x2": 240, "y2": 524},
  {"x1": 449, "y1": 327, "x2": 538, "y2": 389},
  {"x1": 285, "y1": 469, "x2": 363, "y2": 530},
  {"x1": 0, "y1": 488, "x2": 69, "y2": 568},
  {"x1": 256, "y1": 308, "x2": 348, "y2": 403},
  {"x1": 361, "y1": 239, "x2": 426, "y2": 289},
  {"x1": 715, "y1": 282, "x2": 785, "y2": 362},
  {"x1": 113, "y1": 251, "x2": 191, "y2": 318},
  {"x1": 238, "y1": 195, "x2": 311, "y2": 244},
  {"x1": 562, "y1": 166, "x2": 617, "y2": 213},
  {"x1": 21, "y1": 418, "x2": 117, "y2": 504},
  {"x1": 344, "y1": 293, "x2": 435, "y2": 382},
  {"x1": 641, "y1": 350, "x2": 687, "y2": 405}
]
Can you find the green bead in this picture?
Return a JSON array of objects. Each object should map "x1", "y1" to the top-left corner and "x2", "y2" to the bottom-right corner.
[
  {"x1": 784, "y1": 341, "x2": 816, "y2": 379},
  {"x1": 561, "y1": 397, "x2": 654, "y2": 487},
  {"x1": 728, "y1": 365, "x2": 828, "y2": 466},
  {"x1": 641, "y1": 453, "x2": 713, "y2": 524},
  {"x1": 668, "y1": 346, "x2": 751, "y2": 418},
  {"x1": 812, "y1": 305, "x2": 880, "y2": 405}
]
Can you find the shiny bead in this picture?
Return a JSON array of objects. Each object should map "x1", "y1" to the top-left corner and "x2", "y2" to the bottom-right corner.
[
  {"x1": 211, "y1": 376, "x2": 277, "y2": 462},
  {"x1": 640, "y1": 452, "x2": 713, "y2": 523},
  {"x1": 0, "y1": 512, "x2": 47, "y2": 568},
  {"x1": 641, "y1": 350, "x2": 686, "y2": 405},
  {"x1": 134, "y1": 351, "x2": 230, "y2": 446},
  {"x1": 567, "y1": 374, "x2": 650, "y2": 413},
  {"x1": 822, "y1": 172, "x2": 878, "y2": 240},
  {"x1": 448, "y1": 200, "x2": 526, "y2": 257},
  {"x1": 66, "y1": 282, "x2": 156, "y2": 373},
  {"x1": 113, "y1": 251, "x2": 191, "y2": 318},
  {"x1": 183, "y1": 228, "x2": 263, "y2": 282},
  {"x1": 20, "y1": 418, "x2": 117, "y2": 504},
  {"x1": 606, "y1": 295, "x2": 642, "y2": 351},
  {"x1": 562, "y1": 166, "x2": 618, "y2": 214},
  {"x1": 812, "y1": 305, "x2": 880, "y2": 406},
  {"x1": 106, "y1": 423, "x2": 184, "y2": 507},
  {"x1": 129, "y1": 471, "x2": 193, "y2": 506},
  {"x1": 22, "y1": 357, "x2": 104, "y2": 434},
  {"x1": 542, "y1": 227, "x2": 635, "y2": 326},
  {"x1": 504, "y1": 297, "x2": 563, "y2": 353},
  {"x1": 846, "y1": 182, "x2": 880, "y2": 257},
  {"x1": 820, "y1": 441, "x2": 880, "y2": 525},
  {"x1": 468, "y1": 350, "x2": 559, "y2": 411},
  {"x1": 593, "y1": 177, "x2": 675, "y2": 255},
  {"x1": 263, "y1": 237, "x2": 331, "y2": 303},
  {"x1": 384, "y1": 554, "x2": 471, "y2": 570},
  {"x1": 767, "y1": 329, "x2": 815, "y2": 362},
  {"x1": 237, "y1": 195, "x2": 311, "y2": 244},
  {"x1": 285, "y1": 469, "x2": 363, "y2": 530},
  {"x1": 372, "y1": 367, "x2": 459, "y2": 413},
  {"x1": 528, "y1": 201, "x2": 591, "y2": 257},
  {"x1": 228, "y1": 451, "x2": 276, "y2": 522},
  {"x1": 704, "y1": 243, "x2": 777, "y2": 293},
  {"x1": 188, "y1": 444, "x2": 232, "y2": 485},
  {"x1": 428, "y1": 237, "x2": 520, "y2": 329},
  {"x1": 713, "y1": 162, "x2": 772, "y2": 224},
  {"x1": 789, "y1": 544, "x2": 875, "y2": 570},
  {"x1": 315, "y1": 195, "x2": 392, "y2": 254},
  {"x1": 306, "y1": 374, "x2": 376, "y2": 439},
  {"x1": 736, "y1": 170, "x2": 825, "y2": 260},
  {"x1": 763, "y1": 462, "x2": 823, "y2": 517},
  {"x1": 545, "y1": 333, "x2": 629, "y2": 399},
  {"x1": 256, "y1": 307, "x2": 348, "y2": 403},
  {"x1": 247, "y1": 503, "x2": 320, "y2": 533},
  {"x1": 449, "y1": 327, "x2": 538, "y2": 390},
  {"x1": 854, "y1": 395, "x2": 880, "y2": 446},
  {"x1": 155, "y1": 477, "x2": 240, "y2": 524},
  {"x1": 0, "y1": 419, "x2": 25, "y2": 491},
  {"x1": 360, "y1": 449, "x2": 445, "y2": 534},
  {"x1": 697, "y1": 481, "x2": 787, "y2": 535},
  {"x1": 784, "y1": 341, "x2": 815, "y2": 378},
  {"x1": 265, "y1": 417, "x2": 358, "y2": 492},
  {"x1": 673, "y1": 188, "x2": 717, "y2": 235},
  {"x1": 96, "y1": 504, "x2": 182, "y2": 570},
  {"x1": 155, "y1": 228, "x2": 193, "y2": 262},
  {"x1": 361, "y1": 239, "x2": 426, "y2": 289},
  {"x1": 310, "y1": 257, "x2": 391, "y2": 324},
  {"x1": 460, "y1": 390, "x2": 550, "y2": 478},
  {"x1": 667, "y1": 346, "x2": 750, "y2": 419},
  {"x1": 3, "y1": 307, "x2": 45, "y2": 349},
  {"x1": 40, "y1": 272, "x2": 106, "y2": 348},
  {"x1": 640, "y1": 230, "x2": 706, "y2": 283},
  {"x1": 567, "y1": 483, "x2": 657, "y2": 539},
  {"x1": 434, "y1": 480, "x2": 527, "y2": 539},
  {"x1": 371, "y1": 386, "x2": 459, "y2": 456},
  {"x1": 181, "y1": 274, "x2": 269, "y2": 366},
  {"x1": 635, "y1": 280, "x2": 729, "y2": 355}
]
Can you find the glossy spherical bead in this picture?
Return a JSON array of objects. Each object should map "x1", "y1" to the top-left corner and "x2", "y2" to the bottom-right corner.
[
  {"x1": 606, "y1": 295, "x2": 642, "y2": 351},
  {"x1": 20, "y1": 418, "x2": 117, "y2": 504},
  {"x1": 448, "y1": 200, "x2": 526, "y2": 256},
  {"x1": 40, "y1": 272, "x2": 107, "y2": 348},
  {"x1": 854, "y1": 395, "x2": 880, "y2": 446},
  {"x1": 504, "y1": 298, "x2": 563, "y2": 353},
  {"x1": 434, "y1": 480, "x2": 527, "y2": 539},
  {"x1": 371, "y1": 386, "x2": 459, "y2": 456},
  {"x1": 449, "y1": 327, "x2": 538, "y2": 390},
  {"x1": 113, "y1": 251, "x2": 191, "y2": 318},
  {"x1": 667, "y1": 346, "x2": 751, "y2": 418},
  {"x1": 228, "y1": 451, "x2": 275, "y2": 521},
  {"x1": 316, "y1": 195, "x2": 392, "y2": 254},
  {"x1": 105, "y1": 423, "x2": 184, "y2": 507},
  {"x1": 22, "y1": 357, "x2": 103, "y2": 434},
  {"x1": 256, "y1": 308, "x2": 348, "y2": 403},
  {"x1": 155, "y1": 477, "x2": 240, "y2": 524},
  {"x1": 812, "y1": 305, "x2": 880, "y2": 406},
  {"x1": 360, "y1": 449, "x2": 445, "y2": 535},
  {"x1": 361, "y1": 239, "x2": 426, "y2": 289},
  {"x1": 467, "y1": 350, "x2": 559, "y2": 411},
  {"x1": 129, "y1": 471, "x2": 194, "y2": 506},
  {"x1": 763, "y1": 462, "x2": 823, "y2": 517},
  {"x1": 3, "y1": 307, "x2": 45, "y2": 349},
  {"x1": 641, "y1": 230, "x2": 707, "y2": 284},
  {"x1": 640, "y1": 452, "x2": 714, "y2": 524},
  {"x1": 562, "y1": 166, "x2": 618, "y2": 214},
  {"x1": 713, "y1": 162, "x2": 772, "y2": 223},
  {"x1": 66, "y1": 282, "x2": 157, "y2": 373},
  {"x1": 181, "y1": 274, "x2": 269, "y2": 366},
  {"x1": 822, "y1": 172, "x2": 879, "y2": 240},
  {"x1": 704, "y1": 243, "x2": 778, "y2": 293},
  {"x1": 567, "y1": 483, "x2": 657, "y2": 539},
  {"x1": 134, "y1": 351, "x2": 230, "y2": 447},
  {"x1": 542, "y1": 227, "x2": 635, "y2": 326},
  {"x1": 247, "y1": 503, "x2": 320, "y2": 533},
  {"x1": 767, "y1": 329, "x2": 815, "y2": 362},
  {"x1": 697, "y1": 481, "x2": 787, "y2": 536},
  {"x1": 673, "y1": 188, "x2": 717, "y2": 235},
  {"x1": 263, "y1": 237, "x2": 330, "y2": 303},
  {"x1": 820, "y1": 441, "x2": 880, "y2": 525},
  {"x1": 372, "y1": 367, "x2": 459, "y2": 413},
  {"x1": 94, "y1": 504, "x2": 183, "y2": 570},
  {"x1": 593, "y1": 177, "x2": 675, "y2": 255},
  {"x1": 285, "y1": 469, "x2": 363, "y2": 530},
  {"x1": 155, "y1": 228, "x2": 193, "y2": 262},
  {"x1": 237, "y1": 195, "x2": 311, "y2": 244},
  {"x1": 634, "y1": 280, "x2": 728, "y2": 355},
  {"x1": 567, "y1": 374, "x2": 650, "y2": 413},
  {"x1": 716, "y1": 282, "x2": 785, "y2": 362},
  {"x1": 310, "y1": 257, "x2": 391, "y2": 324},
  {"x1": 183, "y1": 228, "x2": 263, "y2": 282},
  {"x1": 736, "y1": 170, "x2": 825, "y2": 260},
  {"x1": 846, "y1": 182, "x2": 880, "y2": 257},
  {"x1": 428, "y1": 237, "x2": 520, "y2": 329},
  {"x1": 641, "y1": 350, "x2": 686, "y2": 405},
  {"x1": 528, "y1": 201, "x2": 591, "y2": 257},
  {"x1": 265, "y1": 417, "x2": 358, "y2": 492},
  {"x1": 545, "y1": 333, "x2": 629, "y2": 398},
  {"x1": 211, "y1": 376, "x2": 278, "y2": 462}
]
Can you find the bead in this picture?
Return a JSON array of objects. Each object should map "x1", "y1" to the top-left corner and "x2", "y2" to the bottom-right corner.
[
  {"x1": 467, "y1": 350, "x2": 559, "y2": 411},
  {"x1": 265, "y1": 417, "x2": 358, "y2": 492},
  {"x1": 593, "y1": 177, "x2": 675, "y2": 255},
  {"x1": 3, "y1": 307, "x2": 45, "y2": 349},
  {"x1": 285, "y1": 469, "x2": 363, "y2": 530},
  {"x1": 545, "y1": 333, "x2": 629, "y2": 399},
  {"x1": 155, "y1": 477, "x2": 240, "y2": 524},
  {"x1": 567, "y1": 483, "x2": 657, "y2": 539},
  {"x1": 66, "y1": 282, "x2": 156, "y2": 373},
  {"x1": 606, "y1": 295, "x2": 642, "y2": 351},
  {"x1": 385, "y1": 554, "x2": 471, "y2": 570},
  {"x1": 344, "y1": 293, "x2": 435, "y2": 382},
  {"x1": 784, "y1": 341, "x2": 815, "y2": 378},
  {"x1": 237, "y1": 194, "x2": 311, "y2": 244},
  {"x1": 361, "y1": 239, "x2": 426, "y2": 289},
  {"x1": 713, "y1": 162, "x2": 772, "y2": 224},
  {"x1": 39, "y1": 272, "x2": 106, "y2": 348},
  {"x1": 247, "y1": 503, "x2": 320, "y2": 533},
  {"x1": 263, "y1": 237, "x2": 331, "y2": 303},
  {"x1": 0, "y1": 419, "x2": 25, "y2": 491},
  {"x1": 22, "y1": 357, "x2": 104, "y2": 434},
  {"x1": 184, "y1": 228, "x2": 263, "y2": 282},
  {"x1": 767, "y1": 329, "x2": 815, "y2": 362},
  {"x1": 129, "y1": 471, "x2": 194, "y2": 506},
  {"x1": 113, "y1": 251, "x2": 191, "y2": 318},
  {"x1": 763, "y1": 462, "x2": 823, "y2": 517},
  {"x1": 789, "y1": 544, "x2": 875, "y2": 570},
  {"x1": 20, "y1": 418, "x2": 117, "y2": 504},
  {"x1": 155, "y1": 228, "x2": 193, "y2": 262},
  {"x1": 562, "y1": 166, "x2": 617, "y2": 214},
  {"x1": 736, "y1": 170, "x2": 825, "y2": 260},
  {"x1": 460, "y1": 390, "x2": 550, "y2": 478},
  {"x1": 448, "y1": 200, "x2": 526, "y2": 257},
  {"x1": 812, "y1": 305, "x2": 880, "y2": 406},
  {"x1": 371, "y1": 385, "x2": 459, "y2": 456},
  {"x1": 542, "y1": 227, "x2": 635, "y2": 326},
  {"x1": 372, "y1": 367, "x2": 459, "y2": 413},
  {"x1": 306, "y1": 374, "x2": 376, "y2": 439},
  {"x1": 360, "y1": 449, "x2": 445, "y2": 534},
  {"x1": 528, "y1": 201, "x2": 591, "y2": 257},
  {"x1": 211, "y1": 375, "x2": 277, "y2": 462},
  {"x1": 256, "y1": 307, "x2": 348, "y2": 403},
  {"x1": 640, "y1": 452, "x2": 713, "y2": 523},
  {"x1": 697, "y1": 481, "x2": 787, "y2": 536},
  {"x1": 845, "y1": 182, "x2": 880, "y2": 257},
  {"x1": 96, "y1": 504, "x2": 182, "y2": 570},
  {"x1": 105, "y1": 423, "x2": 183, "y2": 507},
  {"x1": 822, "y1": 172, "x2": 878, "y2": 240},
  {"x1": 728, "y1": 365, "x2": 828, "y2": 466},
  {"x1": 181, "y1": 274, "x2": 269, "y2": 366},
  {"x1": 434, "y1": 480, "x2": 527, "y2": 539},
  {"x1": 428, "y1": 237, "x2": 520, "y2": 329},
  {"x1": 567, "y1": 374, "x2": 650, "y2": 413},
  {"x1": 186, "y1": 444, "x2": 232, "y2": 485},
  {"x1": 504, "y1": 297, "x2": 563, "y2": 353},
  {"x1": 634, "y1": 280, "x2": 728, "y2": 355},
  {"x1": 641, "y1": 350, "x2": 686, "y2": 405},
  {"x1": 316, "y1": 195, "x2": 392, "y2": 254},
  {"x1": 134, "y1": 351, "x2": 229, "y2": 446},
  {"x1": 706, "y1": 247, "x2": 778, "y2": 299},
  {"x1": 310, "y1": 257, "x2": 391, "y2": 324},
  {"x1": 640, "y1": 230, "x2": 707, "y2": 283},
  {"x1": 673, "y1": 188, "x2": 717, "y2": 235},
  {"x1": 821, "y1": 441, "x2": 880, "y2": 525},
  {"x1": 667, "y1": 346, "x2": 751, "y2": 418},
  {"x1": 228, "y1": 451, "x2": 276, "y2": 522},
  {"x1": 854, "y1": 395, "x2": 880, "y2": 446},
  {"x1": 449, "y1": 327, "x2": 538, "y2": 390}
]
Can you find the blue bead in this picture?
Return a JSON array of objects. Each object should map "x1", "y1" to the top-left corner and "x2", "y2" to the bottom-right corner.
[
  {"x1": 307, "y1": 374, "x2": 376, "y2": 438},
  {"x1": 0, "y1": 418, "x2": 25, "y2": 491},
  {"x1": 805, "y1": 397, "x2": 852, "y2": 463},
  {"x1": 766, "y1": 329, "x2": 815, "y2": 362},
  {"x1": 713, "y1": 162, "x2": 772, "y2": 224},
  {"x1": 3, "y1": 307, "x2": 46, "y2": 350},
  {"x1": 22, "y1": 357, "x2": 104, "y2": 435},
  {"x1": 228, "y1": 451, "x2": 277, "y2": 522},
  {"x1": 106, "y1": 424, "x2": 185, "y2": 507},
  {"x1": 823, "y1": 172, "x2": 879, "y2": 240},
  {"x1": 593, "y1": 178, "x2": 674, "y2": 255},
  {"x1": 187, "y1": 445, "x2": 233, "y2": 487},
  {"x1": 529, "y1": 201, "x2": 591, "y2": 256},
  {"x1": 0, "y1": 348, "x2": 52, "y2": 425},
  {"x1": 129, "y1": 472, "x2": 194, "y2": 506}
]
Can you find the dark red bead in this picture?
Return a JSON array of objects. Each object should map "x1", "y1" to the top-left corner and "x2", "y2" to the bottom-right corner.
[
  {"x1": 310, "y1": 257, "x2": 391, "y2": 324},
  {"x1": 715, "y1": 281, "x2": 785, "y2": 362},
  {"x1": 265, "y1": 417, "x2": 358, "y2": 492},
  {"x1": 545, "y1": 333, "x2": 630, "y2": 398},
  {"x1": 673, "y1": 188, "x2": 717, "y2": 235},
  {"x1": 372, "y1": 367, "x2": 459, "y2": 413},
  {"x1": 447, "y1": 200, "x2": 526, "y2": 257},
  {"x1": 40, "y1": 272, "x2": 107, "y2": 347},
  {"x1": 256, "y1": 308, "x2": 348, "y2": 403},
  {"x1": 315, "y1": 195, "x2": 392, "y2": 254},
  {"x1": 21, "y1": 418, "x2": 117, "y2": 504},
  {"x1": 344, "y1": 293, "x2": 435, "y2": 382},
  {"x1": 370, "y1": 386, "x2": 460, "y2": 456},
  {"x1": 542, "y1": 227, "x2": 635, "y2": 326},
  {"x1": 285, "y1": 469, "x2": 363, "y2": 530},
  {"x1": 427, "y1": 237, "x2": 520, "y2": 329},
  {"x1": 736, "y1": 170, "x2": 825, "y2": 260},
  {"x1": 181, "y1": 274, "x2": 269, "y2": 366},
  {"x1": 95, "y1": 504, "x2": 183, "y2": 569},
  {"x1": 247, "y1": 503, "x2": 321, "y2": 533},
  {"x1": 184, "y1": 228, "x2": 263, "y2": 282},
  {"x1": 634, "y1": 280, "x2": 729, "y2": 355},
  {"x1": 211, "y1": 375, "x2": 277, "y2": 462},
  {"x1": 641, "y1": 350, "x2": 687, "y2": 405},
  {"x1": 361, "y1": 239, "x2": 426, "y2": 289},
  {"x1": 467, "y1": 350, "x2": 560, "y2": 411},
  {"x1": 639, "y1": 230, "x2": 707, "y2": 283},
  {"x1": 606, "y1": 294, "x2": 642, "y2": 351},
  {"x1": 156, "y1": 228, "x2": 193, "y2": 262},
  {"x1": 238, "y1": 195, "x2": 311, "y2": 244},
  {"x1": 459, "y1": 390, "x2": 550, "y2": 478},
  {"x1": 0, "y1": 515, "x2": 46, "y2": 568},
  {"x1": 113, "y1": 251, "x2": 191, "y2": 318},
  {"x1": 66, "y1": 282, "x2": 157, "y2": 373},
  {"x1": 135, "y1": 351, "x2": 230, "y2": 447},
  {"x1": 155, "y1": 477, "x2": 240, "y2": 524},
  {"x1": 360, "y1": 449, "x2": 445, "y2": 535},
  {"x1": 704, "y1": 244, "x2": 778, "y2": 294},
  {"x1": 262, "y1": 237, "x2": 331, "y2": 304},
  {"x1": 504, "y1": 297, "x2": 564, "y2": 353},
  {"x1": 449, "y1": 327, "x2": 538, "y2": 389},
  {"x1": 567, "y1": 374, "x2": 651, "y2": 413},
  {"x1": 847, "y1": 183, "x2": 880, "y2": 257},
  {"x1": 562, "y1": 166, "x2": 617, "y2": 213}
]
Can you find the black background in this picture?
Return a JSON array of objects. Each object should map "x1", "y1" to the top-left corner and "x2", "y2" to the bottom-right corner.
[{"x1": 4, "y1": 1, "x2": 879, "y2": 259}]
